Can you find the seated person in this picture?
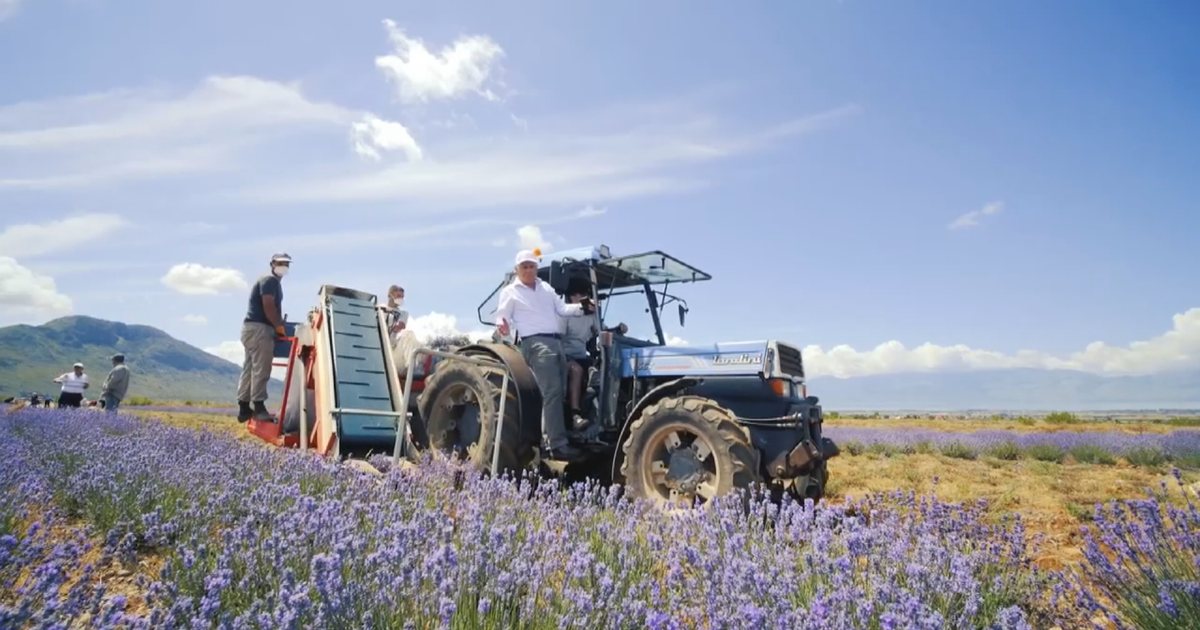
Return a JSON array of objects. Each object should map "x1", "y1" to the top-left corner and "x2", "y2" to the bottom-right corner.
[{"x1": 562, "y1": 280, "x2": 626, "y2": 430}]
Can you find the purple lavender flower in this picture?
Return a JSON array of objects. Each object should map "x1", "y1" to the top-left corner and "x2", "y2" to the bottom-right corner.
[{"x1": 1, "y1": 406, "x2": 1175, "y2": 628}]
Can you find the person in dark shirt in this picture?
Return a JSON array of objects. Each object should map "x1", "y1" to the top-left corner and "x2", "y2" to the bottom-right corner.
[{"x1": 237, "y1": 253, "x2": 291, "y2": 422}]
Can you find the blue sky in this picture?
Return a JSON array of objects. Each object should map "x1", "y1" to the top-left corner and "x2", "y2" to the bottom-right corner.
[{"x1": 1, "y1": 0, "x2": 1197, "y2": 378}]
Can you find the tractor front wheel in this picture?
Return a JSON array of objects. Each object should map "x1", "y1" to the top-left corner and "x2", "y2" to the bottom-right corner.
[{"x1": 620, "y1": 396, "x2": 762, "y2": 508}]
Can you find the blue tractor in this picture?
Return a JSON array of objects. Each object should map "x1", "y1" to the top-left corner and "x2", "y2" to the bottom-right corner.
[{"x1": 414, "y1": 245, "x2": 838, "y2": 506}]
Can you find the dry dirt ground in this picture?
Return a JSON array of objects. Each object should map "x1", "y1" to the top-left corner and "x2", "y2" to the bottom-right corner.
[{"x1": 128, "y1": 409, "x2": 1200, "y2": 572}]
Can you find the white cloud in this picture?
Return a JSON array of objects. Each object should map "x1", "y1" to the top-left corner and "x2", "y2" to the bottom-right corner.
[
  {"x1": 0, "y1": 256, "x2": 72, "y2": 322},
  {"x1": 218, "y1": 205, "x2": 612, "y2": 256},
  {"x1": 375, "y1": 19, "x2": 504, "y2": 104},
  {"x1": 949, "y1": 201, "x2": 1003, "y2": 230},
  {"x1": 406, "y1": 312, "x2": 492, "y2": 343},
  {"x1": 516, "y1": 225, "x2": 547, "y2": 251},
  {"x1": 0, "y1": 75, "x2": 391, "y2": 190},
  {"x1": 666, "y1": 335, "x2": 689, "y2": 346},
  {"x1": 242, "y1": 105, "x2": 857, "y2": 209},
  {"x1": 351, "y1": 115, "x2": 423, "y2": 162},
  {"x1": 0, "y1": 76, "x2": 350, "y2": 151},
  {"x1": 577, "y1": 205, "x2": 607, "y2": 218},
  {"x1": 0, "y1": 0, "x2": 22, "y2": 21},
  {"x1": 0, "y1": 213, "x2": 126, "y2": 258},
  {"x1": 161, "y1": 263, "x2": 248, "y2": 295},
  {"x1": 180, "y1": 221, "x2": 226, "y2": 234},
  {"x1": 182, "y1": 314, "x2": 208, "y2": 325},
  {"x1": 804, "y1": 307, "x2": 1200, "y2": 378},
  {"x1": 204, "y1": 340, "x2": 244, "y2": 364},
  {"x1": 204, "y1": 340, "x2": 287, "y2": 380}
]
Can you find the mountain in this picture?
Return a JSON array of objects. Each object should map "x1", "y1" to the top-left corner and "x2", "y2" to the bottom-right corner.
[
  {"x1": 2, "y1": 316, "x2": 1193, "y2": 411},
  {"x1": 808, "y1": 368, "x2": 1200, "y2": 412},
  {"x1": 0, "y1": 316, "x2": 281, "y2": 403}
]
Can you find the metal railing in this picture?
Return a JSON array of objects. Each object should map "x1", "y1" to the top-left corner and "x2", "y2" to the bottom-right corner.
[{"x1": 391, "y1": 348, "x2": 510, "y2": 476}]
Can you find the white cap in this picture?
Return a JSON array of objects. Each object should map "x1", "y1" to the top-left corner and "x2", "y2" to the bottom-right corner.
[
  {"x1": 73, "y1": 362, "x2": 83, "y2": 368},
  {"x1": 514, "y1": 249, "x2": 541, "y2": 265},
  {"x1": 271, "y1": 252, "x2": 293, "y2": 264}
]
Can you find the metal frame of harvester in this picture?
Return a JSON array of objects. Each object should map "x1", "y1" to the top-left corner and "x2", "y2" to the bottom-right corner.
[{"x1": 247, "y1": 284, "x2": 511, "y2": 473}]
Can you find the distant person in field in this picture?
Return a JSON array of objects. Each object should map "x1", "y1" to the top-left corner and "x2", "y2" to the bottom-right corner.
[
  {"x1": 101, "y1": 353, "x2": 130, "y2": 414},
  {"x1": 53, "y1": 362, "x2": 89, "y2": 408},
  {"x1": 237, "y1": 253, "x2": 292, "y2": 422}
]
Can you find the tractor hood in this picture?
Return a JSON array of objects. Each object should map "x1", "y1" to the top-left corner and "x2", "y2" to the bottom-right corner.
[{"x1": 619, "y1": 340, "x2": 805, "y2": 381}]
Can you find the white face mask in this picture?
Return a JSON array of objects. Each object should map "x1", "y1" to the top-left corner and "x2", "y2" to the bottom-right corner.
[{"x1": 274, "y1": 265, "x2": 289, "y2": 278}]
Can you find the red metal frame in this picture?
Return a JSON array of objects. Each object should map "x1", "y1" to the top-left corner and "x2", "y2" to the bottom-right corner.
[
  {"x1": 246, "y1": 335, "x2": 300, "y2": 447},
  {"x1": 245, "y1": 308, "x2": 433, "y2": 455}
]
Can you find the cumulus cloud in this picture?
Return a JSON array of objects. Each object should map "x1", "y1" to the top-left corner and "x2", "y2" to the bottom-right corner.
[
  {"x1": 182, "y1": 314, "x2": 208, "y2": 325},
  {"x1": 161, "y1": 263, "x2": 248, "y2": 295},
  {"x1": 949, "y1": 201, "x2": 1003, "y2": 230},
  {"x1": 516, "y1": 225, "x2": 547, "y2": 251},
  {"x1": 204, "y1": 340, "x2": 287, "y2": 380},
  {"x1": 803, "y1": 307, "x2": 1200, "y2": 378},
  {"x1": 406, "y1": 312, "x2": 492, "y2": 343},
  {"x1": 0, "y1": 213, "x2": 126, "y2": 258},
  {"x1": 665, "y1": 335, "x2": 689, "y2": 346},
  {"x1": 375, "y1": 19, "x2": 504, "y2": 103},
  {"x1": 0, "y1": 256, "x2": 72, "y2": 321},
  {"x1": 351, "y1": 115, "x2": 423, "y2": 162},
  {"x1": 204, "y1": 340, "x2": 244, "y2": 364}
]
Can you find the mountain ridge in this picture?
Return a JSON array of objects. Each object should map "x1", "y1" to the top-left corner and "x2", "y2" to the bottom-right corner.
[{"x1": 0, "y1": 315, "x2": 280, "y2": 402}]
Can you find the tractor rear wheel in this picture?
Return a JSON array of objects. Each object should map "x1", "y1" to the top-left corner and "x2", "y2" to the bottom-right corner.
[
  {"x1": 416, "y1": 360, "x2": 532, "y2": 473},
  {"x1": 620, "y1": 396, "x2": 762, "y2": 508}
]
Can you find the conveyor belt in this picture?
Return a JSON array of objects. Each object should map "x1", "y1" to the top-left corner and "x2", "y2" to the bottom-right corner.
[{"x1": 324, "y1": 289, "x2": 399, "y2": 450}]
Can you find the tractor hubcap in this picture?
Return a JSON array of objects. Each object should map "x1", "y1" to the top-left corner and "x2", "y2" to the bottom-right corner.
[
  {"x1": 428, "y1": 383, "x2": 484, "y2": 460},
  {"x1": 640, "y1": 423, "x2": 720, "y2": 506}
]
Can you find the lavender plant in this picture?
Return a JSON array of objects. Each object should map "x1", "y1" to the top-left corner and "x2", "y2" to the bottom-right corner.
[
  {"x1": 0, "y1": 409, "x2": 1104, "y2": 628},
  {"x1": 825, "y1": 427, "x2": 1200, "y2": 466},
  {"x1": 1070, "y1": 470, "x2": 1200, "y2": 629}
]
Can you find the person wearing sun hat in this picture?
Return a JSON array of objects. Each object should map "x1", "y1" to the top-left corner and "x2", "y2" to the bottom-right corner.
[
  {"x1": 53, "y1": 361, "x2": 89, "y2": 408},
  {"x1": 236, "y1": 252, "x2": 291, "y2": 422},
  {"x1": 495, "y1": 247, "x2": 595, "y2": 461}
]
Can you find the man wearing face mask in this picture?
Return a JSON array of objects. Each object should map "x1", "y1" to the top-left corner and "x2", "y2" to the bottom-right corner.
[
  {"x1": 237, "y1": 253, "x2": 291, "y2": 422},
  {"x1": 384, "y1": 284, "x2": 409, "y2": 344}
]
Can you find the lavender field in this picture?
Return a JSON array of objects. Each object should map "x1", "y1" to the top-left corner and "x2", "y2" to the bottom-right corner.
[
  {"x1": 124, "y1": 405, "x2": 239, "y2": 415},
  {"x1": 1, "y1": 408, "x2": 1197, "y2": 629},
  {"x1": 825, "y1": 426, "x2": 1200, "y2": 467}
]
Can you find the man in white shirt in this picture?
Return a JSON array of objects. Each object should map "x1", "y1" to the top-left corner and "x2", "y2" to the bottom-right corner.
[
  {"x1": 495, "y1": 249, "x2": 595, "y2": 460},
  {"x1": 53, "y1": 362, "x2": 89, "y2": 408}
]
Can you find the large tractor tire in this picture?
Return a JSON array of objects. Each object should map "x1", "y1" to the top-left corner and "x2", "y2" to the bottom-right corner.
[
  {"x1": 620, "y1": 396, "x2": 762, "y2": 508},
  {"x1": 416, "y1": 360, "x2": 533, "y2": 473}
]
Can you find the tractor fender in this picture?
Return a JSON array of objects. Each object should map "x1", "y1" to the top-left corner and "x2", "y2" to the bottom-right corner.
[
  {"x1": 609, "y1": 377, "x2": 701, "y2": 482},
  {"x1": 451, "y1": 343, "x2": 544, "y2": 449}
]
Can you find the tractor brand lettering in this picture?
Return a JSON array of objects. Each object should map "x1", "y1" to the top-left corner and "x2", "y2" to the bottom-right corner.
[{"x1": 711, "y1": 353, "x2": 762, "y2": 366}]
